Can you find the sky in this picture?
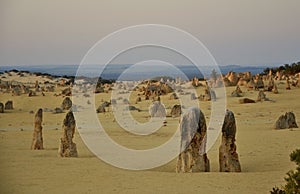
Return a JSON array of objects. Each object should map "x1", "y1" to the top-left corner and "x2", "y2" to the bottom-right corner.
[{"x1": 0, "y1": 0, "x2": 300, "y2": 66}]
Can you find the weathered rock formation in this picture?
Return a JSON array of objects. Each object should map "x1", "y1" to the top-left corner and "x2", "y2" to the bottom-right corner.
[
  {"x1": 236, "y1": 85, "x2": 242, "y2": 93},
  {"x1": 135, "y1": 96, "x2": 142, "y2": 104},
  {"x1": 4, "y1": 100, "x2": 13, "y2": 110},
  {"x1": 275, "y1": 112, "x2": 298, "y2": 129},
  {"x1": 176, "y1": 107, "x2": 210, "y2": 173},
  {"x1": 210, "y1": 89, "x2": 216, "y2": 101},
  {"x1": 161, "y1": 83, "x2": 173, "y2": 94},
  {"x1": 191, "y1": 93, "x2": 197, "y2": 100},
  {"x1": 275, "y1": 71, "x2": 282, "y2": 80},
  {"x1": 272, "y1": 84, "x2": 279, "y2": 94},
  {"x1": 12, "y1": 87, "x2": 21, "y2": 96},
  {"x1": 237, "y1": 78, "x2": 247, "y2": 86},
  {"x1": 170, "y1": 104, "x2": 181, "y2": 117},
  {"x1": 58, "y1": 111, "x2": 78, "y2": 157},
  {"x1": 123, "y1": 98, "x2": 130, "y2": 104},
  {"x1": 0, "y1": 102, "x2": 4, "y2": 113},
  {"x1": 192, "y1": 77, "x2": 199, "y2": 87},
  {"x1": 142, "y1": 82, "x2": 173, "y2": 97},
  {"x1": 94, "y1": 86, "x2": 104, "y2": 93},
  {"x1": 247, "y1": 79, "x2": 256, "y2": 90},
  {"x1": 297, "y1": 75, "x2": 300, "y2": 87},
  {"x1": 219, "y1": 110, "x2": 241, "y2": 172},
  {"x1": 254, "y1": 75, "x2": 264, "y2": 89},
  {"x1": 31, "y1": 109, "x2": 44, "y2": 150},
  {"x1": 267, "y1": 78, "x2": 275, "y2": 91},
  {"x1": 222, "y1": 77, "x2": 231, "y2": 87},
  {"x1": 169, "y1": 93, "x2": 178, "y2": 100},
  {"x1": 286, "y1": 79, "x2": 291, "y2": 90},
  {"x1": 35, "y1": 80, "x2": 39, "y2": 89},
  {"x1": 111, "y1": 99, "x2": 117, "y2": 105},
  {"x1": 96, "y1": 101, "x2": 110, "y2": 113},
  {"x1": 199, "y1": 89, "x2": 212, "y2": 101},
  {"x1": 61, "y1": 87, "x2": 72, "y2": 96},
  {"x1": 28, "y1": 90, "x2": 36, "y2": 97},
  {"x1": 227, "y1": 71, "x2": 239, "y2": 86},
  {"x1": 231, "y1": 86, "x2": 243, "y2": 97},
  {"x1": 149, "y1": 101, "x2": 166, "y2": 118},
  {"x1": 61, "y1": 97, "x2": 72, "y2": 110},
  {"x1": 256, "y1": 90, "x2": 268, "y2": 102},
  {"x1": 239, "y1": 98, "x2": 255, "y2": 104},
  {"x1": 53, "y1": 107, "x2": 64, "y2": 114},
  {"x1": 96, "y1": 105, "x2": 106, "y2": 113},
  {"x1": 267, "y1": 69, "x2": 273, "y2": 79},
  {"x1": 128, "y1": 105, "x2": 141, "y2": 111}
]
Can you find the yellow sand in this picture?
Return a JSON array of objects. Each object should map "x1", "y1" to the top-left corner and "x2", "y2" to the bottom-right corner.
[{"x1": 0, "y1": 80, "x2": 299, "y2": 194}]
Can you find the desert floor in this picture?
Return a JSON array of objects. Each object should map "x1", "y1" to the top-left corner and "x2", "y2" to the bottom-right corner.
[{"x1": 0, "y1": 81, "x2": 299, "y2": 194}]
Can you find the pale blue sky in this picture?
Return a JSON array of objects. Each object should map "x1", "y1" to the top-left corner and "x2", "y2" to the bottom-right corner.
[{"x1": 1, "y1": 0, "x2": 299, "y2": 66}]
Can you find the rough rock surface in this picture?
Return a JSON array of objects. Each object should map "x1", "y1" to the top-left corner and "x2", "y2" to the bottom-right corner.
[
  {"x1": 247, "y1": 79, "x2": 256, "y2": 90},
  {"x1": 176, "y1": 107, "x2": 210, "y2": 173},
  {"x1": 191, "y1": 93, "x2": 197, "y2": 100},
  {"x1": 0, "y1": 103, "x2": 4, "y2": 113},
  {"x1": 255, "y1": 76, "x2": 264, "y2": 89},
  {"x1": 199, "y1": 89, "x2": 212, "y2": 101},
  {"x1": 62, "y1": 87, "x2": 72, "y2": 96},
  {"x1": 286, "y1": 79, "x2": 291, "y2": 90},
  {"x1": 53, "y1": 107, "x2": 64, "y2": 114},
  {"x1": 239, "y1": 98, "x2": 255, "y2": 104},
  {"x1": 170, "y1": 104, "x2": 181, "y2": 117},
  {"x1": 61, "y1": 97, "x2": 72, "y2": 110},
  {"x1": 97, "y1": 105, "x2": 106, "y2": 113},
  {"x1": 219, "y1": 110, "x2": 241, "y2": 172},
  {"x1": 135, "y1": 96, "x2": 142, "y2": 104},
  {"x1": 275, "y1": 112, "x2": 298, "y2": 129},
  {"x1": 231, "y1": 86, "x2": 243, "y2": 97},
  {"x1": 149, "y1": 101, "x2": 166, "y2": 118},
  {"x1": 169, "y1": 93, "x2": 178, "y2": 100},
  {"x1": 272, "y1": 84, "x2": 279, "y2": 94},
  {"x1": 210, "y1": 89, "x2": 216, "y2": 101},
  {"x1": 58, "y1": 111, "x2": 78, "y2": 157},
  {"x1": 4, "y1": 100, "x2": 13, "y2": 110},
  {"x1": 256, "y1": 90, "x2": 268, "y2": 102},
  {"x1": 31, "y1": 109, "x2": 44, "y2": 150},
  {"x1": 267, "y1": 78, "x2": 275, "y2": 91},
  {"x1": 127, "y1": 105, "x2": 140, "y2": 111}
]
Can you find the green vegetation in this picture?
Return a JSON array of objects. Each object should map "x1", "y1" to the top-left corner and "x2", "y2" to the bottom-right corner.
[
  {"x1": 263, "y1": 62, "x2": 300, "y2": 76},
  {"x1": 271, "y1": 149, "x2": 300, "y2": 194}
]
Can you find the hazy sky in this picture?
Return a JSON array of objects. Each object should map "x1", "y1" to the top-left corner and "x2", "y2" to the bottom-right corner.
[{"x1": 1, "y1": 0, "x2": 299, "y2": 66}]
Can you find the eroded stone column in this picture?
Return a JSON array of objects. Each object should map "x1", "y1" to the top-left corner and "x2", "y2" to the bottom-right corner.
[
  {"x1": 31, "y1": 108, "x2": 44, "y2": 150},
  {"x1": 176, "y1": 107, "x2": 210, "y2": 173},
  {"x1": 219, "y1": 110, "x2": 241, "y2": 172},
  {"x1": 58, "y1": 111, "x2": 78, "y2": 157}
]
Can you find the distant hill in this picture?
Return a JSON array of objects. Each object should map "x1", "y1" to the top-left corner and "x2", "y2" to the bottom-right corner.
[{"x1": 0, "y1": 64, "x2": 280, "y2": 80}]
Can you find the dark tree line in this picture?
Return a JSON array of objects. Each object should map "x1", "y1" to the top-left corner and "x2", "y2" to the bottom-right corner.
[{"x1": 263, "y1": 62, "x2": 300, "y2": 76}]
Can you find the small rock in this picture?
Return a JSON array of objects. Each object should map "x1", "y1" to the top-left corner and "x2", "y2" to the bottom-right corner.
[{"x1": 275, "y1": 112, "x2": 298, "y2": 129}]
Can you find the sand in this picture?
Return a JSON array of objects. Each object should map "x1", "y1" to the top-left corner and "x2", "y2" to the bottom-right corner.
[{"x1": 0, "y1": 77, "x2": 299, "y2": 193}]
